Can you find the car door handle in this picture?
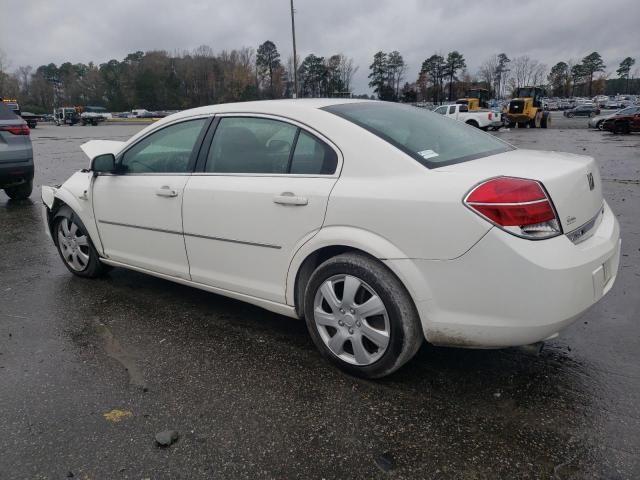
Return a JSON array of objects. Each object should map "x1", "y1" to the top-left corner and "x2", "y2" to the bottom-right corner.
[
  {"x1": 273, "y1": 192, "x2": 308, "y2": 206},
  {"x1": 156, "y1": 186, "x2": 178, "y2": 198}
]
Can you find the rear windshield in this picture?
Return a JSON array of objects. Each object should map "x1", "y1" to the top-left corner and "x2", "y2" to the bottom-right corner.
[{"x1": 322, "y1": 102, "x2": 512, "y2": 168}]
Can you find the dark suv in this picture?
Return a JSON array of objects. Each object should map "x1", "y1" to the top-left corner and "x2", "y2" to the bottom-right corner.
[
  {"x1": 564, "y1": 104, "x2": 600, "y2": 118},
  {"x1": 0, "y1": 103, "x2": 34, "y2": 200}
]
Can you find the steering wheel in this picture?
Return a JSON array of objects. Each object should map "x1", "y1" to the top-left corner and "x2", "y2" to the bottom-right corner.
[{"x1": 126, "y1": 159, "x2": 155, "y2": 173}]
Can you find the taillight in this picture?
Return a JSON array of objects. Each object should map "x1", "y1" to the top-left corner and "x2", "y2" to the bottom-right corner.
[
  {"x1": 0, "y1": 124, "x2": 30, "y2": 135},
  {"x1": 488, "y1": 112, "x2": 493, "y2": 120},
  {"x1": 464, "y1": 177, "x2": 562, "y2": 240}
]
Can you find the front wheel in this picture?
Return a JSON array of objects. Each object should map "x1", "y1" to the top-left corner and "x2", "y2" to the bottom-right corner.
[
  {"x1": 303, "y1": 252, "x2": 422, "y2": 379},
  {"x1": 53, "y1": 207, "x2": 108, "y2": 278},
  {"x1": 597, "y1": 120, "x2": 604, "y2": 130},
  {"x1": 541, "y1": 112, "x2": 551, "y2": 129},
  {"x1": 4, "y1": 180, "x2": 33, "y2": 200}
]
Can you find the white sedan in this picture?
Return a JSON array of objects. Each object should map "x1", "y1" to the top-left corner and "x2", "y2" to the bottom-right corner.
[{"x1": 42, "y1": 99, "x2": 621, "y2": 378}]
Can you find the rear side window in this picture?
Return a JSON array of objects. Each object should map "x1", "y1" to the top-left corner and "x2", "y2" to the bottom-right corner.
[
  {"x1": 323, "y1": 102, "x2": 512, "y2": 168},
  {"x1": 290, "y1": 131, "x2": 338, "y2": 175},
  {"x1": 205, "y1": 117, "x2": 337, "y2": 175},
  {"x1": 206, "y1": 117, "x2": 297, "y2": 174}
]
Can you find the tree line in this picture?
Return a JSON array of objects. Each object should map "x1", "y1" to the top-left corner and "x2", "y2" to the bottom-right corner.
[
  {"x1": 0, "y1": 43, "x2": 637, "y2": 113},
  {"x1": 378, "y1": 50, "x2": 637, "y2": 104},
  {"x1": 0, "y1": 42, "x2": 357, "y2": 113}
]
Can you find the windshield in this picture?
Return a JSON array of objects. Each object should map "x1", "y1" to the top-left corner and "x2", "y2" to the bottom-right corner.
[{"x1": 322, "y1": 102, "x2": 512, "y2": 168}]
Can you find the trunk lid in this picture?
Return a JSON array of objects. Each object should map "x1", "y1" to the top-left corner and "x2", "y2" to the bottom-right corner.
[{"x1": 440, "y1": 149, "x2": 603, "y2": 232}]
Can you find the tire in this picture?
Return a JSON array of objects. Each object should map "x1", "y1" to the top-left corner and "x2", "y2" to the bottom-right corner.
[
  {"x1": 53, "y1": 206, "x2": 108, "y2": 278},
  {"x1": 541, "y1": 112, "x2": 551, "y2": 129},
  {"x1": 303, "y1": 252, "x2": 422, "y2": 379},
  {"x1": 466, "y1": 120, "x2": 479, "y2": 129},
  {"x1": 613, "y1": 122, "x2": 629, "y2": 134},
  {"x1": 4, "y1": 180, "x2": 33, "y2": 200},
  {"x1": 567, "y1": 112, "x2": 575, "y2": 118},
  {"x1": 596, "y1": 120, "x2": 604, "y2": 130},
  {"x1": 517, "y1": 122, "x2": 528, "y2": 129}
]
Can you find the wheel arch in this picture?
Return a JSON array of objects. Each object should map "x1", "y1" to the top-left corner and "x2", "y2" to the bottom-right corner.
[
  {"x1": 49, "y1": 187, "x2": 104, "y2": 253},
  {"x1": 286, "y1": 226, "x2": 426, "y2": 320}
]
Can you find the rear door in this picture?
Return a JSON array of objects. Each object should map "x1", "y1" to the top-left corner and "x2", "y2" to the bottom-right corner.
[
  {"x1": 182, "y1": 115, "x2": 341, "y2": 303},
  {"x1": 93, "y1": 117, "x2": 209, "y2": 279}
]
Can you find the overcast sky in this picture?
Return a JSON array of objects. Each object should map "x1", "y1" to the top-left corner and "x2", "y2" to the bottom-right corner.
[{"x1": 1, "y1": 0, "x2": 639, "y2": 93}]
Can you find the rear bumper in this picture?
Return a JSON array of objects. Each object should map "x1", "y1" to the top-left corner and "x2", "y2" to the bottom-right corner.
[
  {"x1": 387, "y1": 201, "x2": 621, "y2": 348},
  {"x1": 0, "y1": 159, "x2": 34, "y2": 188}
]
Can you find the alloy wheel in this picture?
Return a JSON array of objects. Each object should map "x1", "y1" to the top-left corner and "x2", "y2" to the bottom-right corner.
[
  {"x1": 313, "y1": 274, "x2": 390, "y2": 366},
  {"x1": 57, "y1": 218, "x2": 90, "y2": 271}
]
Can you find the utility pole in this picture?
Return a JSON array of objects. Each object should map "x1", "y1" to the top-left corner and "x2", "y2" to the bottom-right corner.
[{"x1": 290, "y1": 0, "x2": 298, "y2": 98}]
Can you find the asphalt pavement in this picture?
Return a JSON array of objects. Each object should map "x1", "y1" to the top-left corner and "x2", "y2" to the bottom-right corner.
[{"x1": 0, "y1": 118, "x2": 639, "y2": 479}]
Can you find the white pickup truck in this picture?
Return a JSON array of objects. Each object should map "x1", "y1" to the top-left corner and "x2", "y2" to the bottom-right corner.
[{"x1": 433, "y1": 104, "x2": 503, "y2": 131}]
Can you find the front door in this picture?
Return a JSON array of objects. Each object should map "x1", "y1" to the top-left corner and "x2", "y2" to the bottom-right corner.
[
  {"x1": 183, "y1": 115, "x2": 340, "y2": 303},
  {"x1": 93, "y1": 117, "x2": 209, "y2": 279}
]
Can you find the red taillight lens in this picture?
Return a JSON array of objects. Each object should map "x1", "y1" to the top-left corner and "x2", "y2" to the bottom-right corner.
[
  {"x1": 0, "y1": 124, "x2": 30, "y2": 135},
  {"x1": 488, "y1": 112, "x2": 493, "y2": 120},
  {"x1": 465, "y1": 177, "x2": 561, "y2": 239}
]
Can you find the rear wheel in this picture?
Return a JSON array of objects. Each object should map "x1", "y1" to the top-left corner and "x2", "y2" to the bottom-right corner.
[
  {"x1": 613, "y1": 121, "x2": 629, "y2": 134},
  {"x1": 517, "y1": 122, "x2": 528, "y2": 128},
  {"x1": 541, "y1": 112, "x2": 551, "y2": 129},
  {"x1": 304, "y1": 252, "x2": 422, "y2": 379},
  {"x1": 4, "y1": 180, "x2": 33, "y2": 200},
  {"x1": 53, "y1": 206, "x2": 108, "y2": 278},
  {"x1": 466, "y1": 120, "x2": 479, "y2": 129},
  {"x1": 567, "y1": 112, "x2": 575, "y2": 118},
  {"x1": 596, "y1": 120, "x2": 604, "y2": 130}
]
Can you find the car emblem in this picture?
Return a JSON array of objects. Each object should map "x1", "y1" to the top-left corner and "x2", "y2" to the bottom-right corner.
[{"x1": 587, "y1": 172, "x2": 595, "y2": 191}]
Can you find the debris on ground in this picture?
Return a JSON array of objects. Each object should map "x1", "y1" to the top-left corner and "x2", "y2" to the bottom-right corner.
[
  {"x1": 155, "y1": 430, "x2": 179, "y2": 447},
  {"x1": 103, "y1": 409, "x2": 132, "y2": 423},
  {"x1": 374, "y1": 452, "x2": 396, "y2": 472}
]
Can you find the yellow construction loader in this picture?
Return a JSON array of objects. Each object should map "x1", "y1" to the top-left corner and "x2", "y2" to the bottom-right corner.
[
  {"x1": 456, "y1": 88, "x2": 490, "y2": 111},
  {"x1": 503, "y1": 87, "x2": 551, "y2": 128}
]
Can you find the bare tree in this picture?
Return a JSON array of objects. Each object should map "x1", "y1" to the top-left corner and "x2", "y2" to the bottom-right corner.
[{"x1": 337, "y1": 54, "x2": 358, "y2": 94}]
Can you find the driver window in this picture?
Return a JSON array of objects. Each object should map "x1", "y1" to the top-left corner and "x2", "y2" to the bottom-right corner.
[{"x1": 121, "y1": 118, "x2": 207, "y2": 173}]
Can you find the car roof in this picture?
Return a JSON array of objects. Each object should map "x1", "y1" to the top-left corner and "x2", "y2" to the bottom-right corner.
[{"x1": 154, "y1": 98, "x2": 374, "y2": 126}]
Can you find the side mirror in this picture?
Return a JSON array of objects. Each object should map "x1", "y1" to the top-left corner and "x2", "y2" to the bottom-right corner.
[{"x1": 91, "y1": 153, "x2": 116, "y2": 173}]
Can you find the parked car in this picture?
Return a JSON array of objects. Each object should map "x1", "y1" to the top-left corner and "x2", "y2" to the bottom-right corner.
[
  {"x1": 604, "y1": 99, "x2": 621, "y2": 109},
  {"x1": 0, "y1": 102, "x2": 33, "y2": 200},
  {"x1": 588, "y1": 106, "x2": 640, "y2": 130},
  {"x1": 546, "y1": 101, "x2": 559, "y2": 111},
  {"x1": 41, "y1": 99, "x2": 620, "y2": 378},
  {"x1": 432, "y1": 103, "x2": 502, "y2": 130},
  {"x1": 564, "y1": 105, "x2": 600, "y2": 118},
  {"x1": 602, "y1": 107, "x2": 640, "y2": 134}
]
